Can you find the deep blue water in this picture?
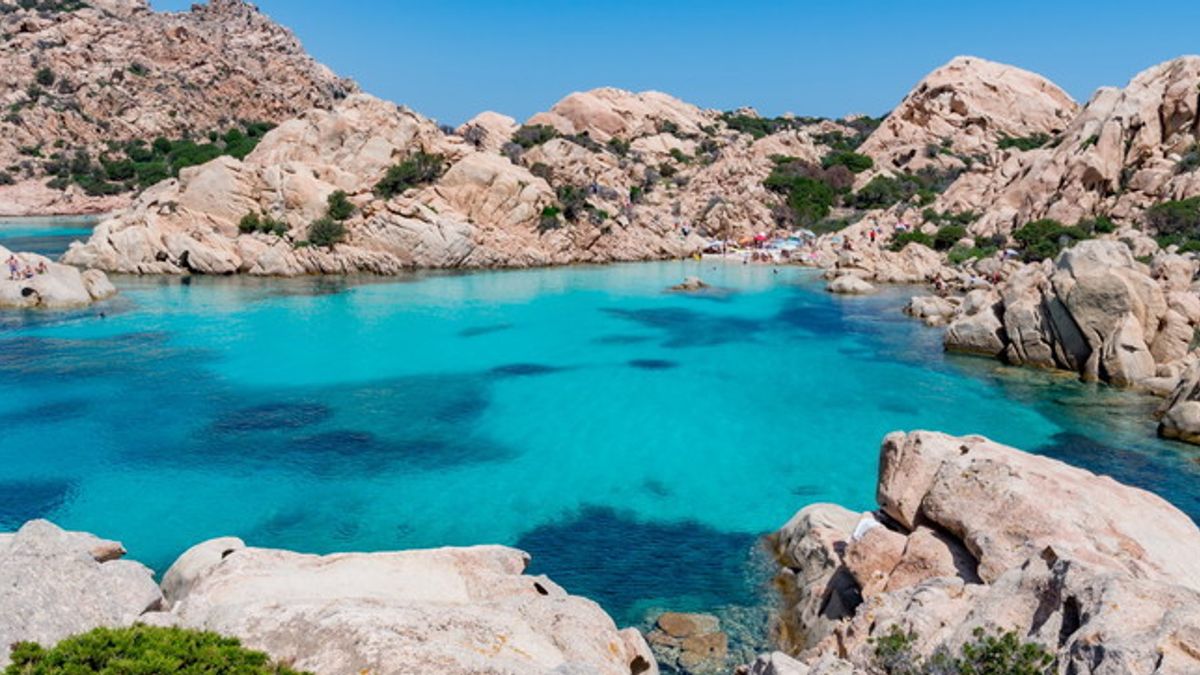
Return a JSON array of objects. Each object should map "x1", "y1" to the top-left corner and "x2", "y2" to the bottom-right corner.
[{"x1": 1, "y1": 251, "x2": 1198, "y2": 634}]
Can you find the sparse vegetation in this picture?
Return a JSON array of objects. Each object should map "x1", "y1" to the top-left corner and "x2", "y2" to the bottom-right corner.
[
  {"x1": 1147, "y1": 196, "x2": 1200, "y2": 251},
  {"x1": 373, "y1": 151, "x2": 445, "y2": 199},
  {"x1": 998, "y1": 132, "x2": 1051, "y2": 152},
  {"x1": 821, "y1": 150, "x2": 873, "y2": 174},
  {"x1": 238, "y1": 211, "x2": 288, "y2": 237},
  {"x1": 325, "y1": 190, "x2": 355, "y2": 221},
  {"x1": 306, "y1": 216, "x2": 345, "y2": 248},
  {"x1": 1013, "y1": 218, "x2": 1090, "y2": 261},
  {"x1": 510, "y1": 124, "x2": 558, "y2": 149},
  {"x1": 40, "y1": 121, "x2": 275, "y2": 196},
  {"x1": 4, "y1": 624, "x2": 309, "y2": 675},
  {"x1": 34, "y1": 67, "x2": 55, "y2": 87},
  {"x1": 871, "y1": 626, "x2": 1054, "y2": 675},
  {"x1": 890, "y1": 230, "x2": 934, "y2": 251},
  {"x1": 1178, "y1": 144, "x2": 1200, "y2": 174}
]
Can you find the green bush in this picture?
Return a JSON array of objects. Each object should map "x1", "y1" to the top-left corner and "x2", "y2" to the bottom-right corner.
[
  {"x1": 890, "y1": 230, "x2": 934, "y2": 251},
  {"x1": 307, "y1": 216, "x2": 345, "y2": 248},
  {"x1": 373, "y1": 152, "x2": 445, "y2": 199},
  {"x1": 34, "y1": 67, "x2": 55, "y2": 87},
  {"x1": 669, "y1": 148, "x2": 691, "y2": 164},
  {"x1": 326, "y1": 190, "x2": 355, "y2": 221},
  {"x1": 239, "y1": 212, "x2": 287, "y2": 237},
  {"x1": 1013, "y1": 218, "x2": 1090, "y2": 261},
  {"x1": 1078, "y1": 215, "x2": 1116, "y2": 234},
  {"x1": 998, "y1": 133, "x2": 1051, "y2": 152},
  {"x1": 821, "y1": 150, "x2": 873, "y2": 174},
  {"x1": 948, "y1": 244, "x2": 998, "y2": 265},
  {"x1": 1146, "y1": 197, "x2": 1200, "y2": 238},
  {"x1": 511, "y1": 124, "x2": 558, "y2": 149},
  {"x1": 933, "y1": 224, "x2": 968, "y2": 251},
  {"x1": 871, "y1": 626, "x2": 1053, "y2": 675},
  {"x1": 847, "y1": 174, "x2": 922, "y2": 210},
  {"x1": 5, "y1": 624, "x2": 307, "y2": 675},
  {"x1": 538, "y1": 205, "x2": 562, "y2": 232},
  {"x1": 606, "y1": 137, "x2": 630, "y2": 157}
]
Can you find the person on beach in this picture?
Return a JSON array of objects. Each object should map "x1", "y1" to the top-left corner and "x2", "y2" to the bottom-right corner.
[
  {"x1": 6, "y1": 255, "x2": 18, "y2": 280},
  {"x1": 36, "y1": 261, "x2": 48, "y2": 275}
]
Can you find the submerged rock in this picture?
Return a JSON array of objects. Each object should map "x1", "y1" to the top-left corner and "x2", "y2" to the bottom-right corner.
[
  {"x1": 647, "y1": 612, "x2": 729, "y2": 674},
  {"x1": 669, "y1": 277, "x2": 711, "y2": 292},
  {"x1": 766, "y1": 431, "x2": 1200, "y2": 674}
]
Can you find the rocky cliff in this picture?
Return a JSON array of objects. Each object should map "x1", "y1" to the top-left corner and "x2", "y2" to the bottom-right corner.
[
  {"x1": 0, "y1": 520, "x2": 656, "y2": 675},
  {"x1": 767, "y1": 431, "x2": 1200, "y2": 675},
  {"x1": 0, "y1": 0, "x2": 354, "y2": 215}
]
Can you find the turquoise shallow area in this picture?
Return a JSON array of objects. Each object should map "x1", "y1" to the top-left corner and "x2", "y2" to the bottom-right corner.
[
  {"x1": 1, "y1": 259, "x2": 1198, "y2": 628},
  {"x1": 0, "y1": 215, "x2": 98, "y2": 258}
]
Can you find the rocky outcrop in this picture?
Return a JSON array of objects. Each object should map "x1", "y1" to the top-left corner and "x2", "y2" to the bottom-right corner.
[
  {"x1": 944, "y1": 240, "x2": 1198, "y2": 389},
  {"x1": 0, "y1": 522, "x2": 655, "y2": 675},
  {"x1": 65, "y1": 87, "x2": 849, "y2": 275},
  {"x1": 0, "y1": 520, "x2": 163, "y2": 668},
  {"x1": 826, "y1": 275, "x2": 876, "y2": 295},
  {"x1": 526, "y1": 88, "x2": 715, "y2": 142},
  {"x1": 0, "y1": 245, "x2": 116, "y2": 308},
  {"x1": 0, "y1": 0, "x2": 354, "y2": 216},
  {"x1": 857, "y1": 56, "x2": 1077, "y2": 175},
  {"x1": 1159, "y1": 359, "x2": 1200, "y2": 443},
  {"x1": 942, "y1": 56, "x2": 1200, "y2": 236},
  {"x1": 770, "y1": 431, "x2": 1200, "y2": 674}
]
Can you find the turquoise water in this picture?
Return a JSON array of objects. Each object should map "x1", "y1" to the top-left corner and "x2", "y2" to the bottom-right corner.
[
  {"x1": 1, "y1": 260, "x2": 1198, "y2": 630},
  {"x1": 0, "y1": 215, "x2": 98, "y2": 258}
]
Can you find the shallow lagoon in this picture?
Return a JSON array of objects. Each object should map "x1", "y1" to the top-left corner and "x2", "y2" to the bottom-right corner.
[{"x1": 1, "y1": 258, "x2": 1197, "y2": 629}]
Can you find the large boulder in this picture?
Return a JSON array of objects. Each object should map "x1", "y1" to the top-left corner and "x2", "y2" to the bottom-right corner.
[
  {"x1": 0, "y1": 245, "x2": 116, "y2": 309},
  {"x1": 0, "y1": 521, "x2": 163, "y2": 667},
  {"x1": 770, "y1": 431, "x2": 1200, "y2": 674},
  {"x1": 159, "y1": 539, "x2": 657, "y2": 675}
]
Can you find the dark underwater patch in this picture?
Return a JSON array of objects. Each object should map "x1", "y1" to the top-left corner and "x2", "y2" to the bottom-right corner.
[
  {"x1": 0, "y1": 479, "x2": 73, "y2": 530},
  {"x1": 593, "y1": 334, "x2": 655, "y2": 346},
  {"x1": 211, "y1": 402, "x2": 332, "y2": 432},
  {"x1": 459, "y1": 323, "x2": 513, "y2": 338},
  {"x1": 515, "y1": 506, "x2": 761, "y2": 624},
  {"x1": 602, "y1": 307, "x2": 763, "y2": 348},
  {"x1": 0, "y1": 399, "x2": 90, "y2": 427},
  {"x1": 643, "y1": 479, "x2": 672, "y2": 497},
  {"x1": 488, "y1": 363, "x2": 565, "y2": 378},
  {"x1": 628, "y1": 359, "x2": 679, "y2": 371}
]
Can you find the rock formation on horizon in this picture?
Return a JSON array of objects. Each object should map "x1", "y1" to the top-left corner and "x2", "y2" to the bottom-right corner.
[{"x1": 0, "y1": 0, "x2": 354, "y2": 216}]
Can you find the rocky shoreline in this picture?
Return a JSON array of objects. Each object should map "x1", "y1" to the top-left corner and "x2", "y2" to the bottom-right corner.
[{"x1": 4, "y1": 430, "x2": 1197, "y2": 674}]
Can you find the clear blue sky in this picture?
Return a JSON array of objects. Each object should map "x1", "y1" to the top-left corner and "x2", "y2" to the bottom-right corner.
[{"x1": 151, "y1": 0, "x2": 1200, "y2": 126}]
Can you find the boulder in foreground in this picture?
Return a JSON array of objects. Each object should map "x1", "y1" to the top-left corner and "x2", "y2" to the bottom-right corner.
[
  {"x1": 769, "y1": 431, "x2": 1200, "y2": 674},
  {"x1": 0, "y1": 245, "x2": 115, "y2": 309}
]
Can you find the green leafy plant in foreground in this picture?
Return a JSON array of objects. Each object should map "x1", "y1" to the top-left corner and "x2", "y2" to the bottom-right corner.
[{"x1": 5, "y1": 624, "x2": 309, "y2": 675}]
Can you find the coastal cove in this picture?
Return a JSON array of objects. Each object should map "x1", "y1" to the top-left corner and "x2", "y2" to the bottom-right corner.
[{"x1": 2, "y1": 250, "x2": 1197, "y2": 632}]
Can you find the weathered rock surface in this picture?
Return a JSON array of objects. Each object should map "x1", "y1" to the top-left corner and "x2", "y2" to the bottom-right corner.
[
  {"x1": 158, "y1": 538, "x2": 656, "y2": 675},
  {"x1": 942, "y1": 56, "x2": 1200, "y2": 237},
  {"x1": 944, "y1": 240, "x2": 1198, "y2": 390},
  {"x1": 0, "y1": 524, "x2": 656, "y2": 675},
  {"x1": 770, "y1": 431, "x2": 1200, "y2": 674},
  {"x1": 0, "y1": 244, "x2": 116, "y2": 308},
  {"x1": 826, "y1": 275, "x2": 875, "y2": 295},
  {"x1": 0, "y1": 0, "x2": 354, "y2": 216},
  {"x1": 858, "y1": 56, "x2": 1077, "y2": 176},
  {"x1": 0, "y1": 520, "x2": 163, "y2": 668}
]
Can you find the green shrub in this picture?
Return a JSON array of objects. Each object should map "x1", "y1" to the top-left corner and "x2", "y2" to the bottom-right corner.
[
  {"x1": 669, "y1": 148, "x2": 691, "y2": 164},
  {"x1": 1078, "y1": 215, "x2": 1116, "y2": 234},
  {"x1": 34, "y1": 67, "x2": 55, "y2": 87},
  {"x1": 538, "y1": 205, "x2": 562, "y2": 232},
  {"x1": 5, "y1": 624, "x2": 308, "y2": 675},
  {"x1": 128, "y1": 62, "x2": 148, "y2": 77},
  {"x1": 847, "y1": 174, "x2": 921, "y2": 210},
  {"x1": 933, "y1": 224, "x2": 968, "y2": 251},
  {"x1": 238, "y1": 212, "x2": 287, "y2": 237},
  {"x1": 606, "y1": 137, "x2": 630, "y2": 157},
  {"x1": 326, "y1": 190, "x2": 355, "y2": 221},
  {"x1": 890, "y1": 230, "x2": 934, "y2": 251},
  {"x1": 373, "y1": 152, "x2": 445, "y2": 199},
  {"x1": 871, "y1": 626, "x2": 1053, "y2": 675},
  {"x1": 511, "y1": 124, "x2": 558, "y2": 149},
  {"x1": 555, "y1": 184, "x2": 589, "y2": 222},
  {"x1": 1013, "y1": 218, "x2": 1090, "y2": 261},
  {"x1": 821, "y1": 150, "x2": 873, "y2": 174},
  {"x1": 307, "y1": 216, "x2": 345, "y2": 248},
  {"x1": 1146, "y1": 197, "x2": 1200, "y2": 237},
  {"x1": 948, "y1": 244, "x2": 998, "y2": 265},
  {"x1": 998, "y1": 133, "x2": 1051, "y2": 152}
]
